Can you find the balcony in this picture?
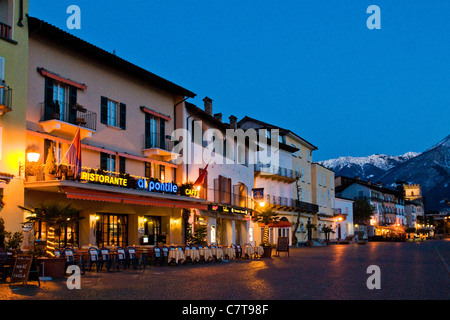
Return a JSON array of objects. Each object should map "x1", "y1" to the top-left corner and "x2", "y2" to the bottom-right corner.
[
  {"x1": 142, "y1": 133, "x2": 179, "y2": 161},
  {"x1": 0, "y1": 84, "x2": 12, "y2": 115},
  {"x1": 264, "y1": 194, "x2": 319, "y2": 213},
  {"x1": 0, "y1": 22, "x2": 12, "y2": 40},
  {"x1": 254, "y1": 163, "x2": 297, "y2": 182},
  {"x1": 39, "y1": 101, "x2": 96, "y2": 139}
]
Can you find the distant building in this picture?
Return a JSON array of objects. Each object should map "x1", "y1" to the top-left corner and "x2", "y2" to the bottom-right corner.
[
  {"x1": 334, "y1": 197, "x2": 354, "y2": 240},
  {"x1": 335, "y1": 176, "x2": 406, "y2": 238}
]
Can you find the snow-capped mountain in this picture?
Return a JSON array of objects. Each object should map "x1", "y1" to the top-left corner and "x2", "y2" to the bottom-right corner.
[
  {"x1": 319, "y1": 152, "x2": 420, "y2": 181},
  {"x1": 320, "y1": 134, "x2": 450, "y2": 211}
]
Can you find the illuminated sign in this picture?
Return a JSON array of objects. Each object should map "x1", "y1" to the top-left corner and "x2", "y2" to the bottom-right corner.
[
  {"x1": 208, "y1": 205, "x2": 248, "y2": 215},
  {"x1": 137, "y1": 179, "x2": 178, "y2": 194},
  {"x1": 80, "y1": 172, "x2": 128, "y2": 187},
  {"x1": 137, "y1": 179, "x2": 199, "y2": 198}
]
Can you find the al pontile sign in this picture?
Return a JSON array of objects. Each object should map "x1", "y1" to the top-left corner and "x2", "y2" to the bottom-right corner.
[{"x1": 80, "y1": 171, "x2": 199, "y2": 197}]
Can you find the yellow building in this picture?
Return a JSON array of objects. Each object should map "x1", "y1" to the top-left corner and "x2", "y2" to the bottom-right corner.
[
  {"x1": 311, "y1": 163, "x2": 335, "y2": 240},
  {"x1": 0, "y1": 0, "x2": 29, "y2": 232}
]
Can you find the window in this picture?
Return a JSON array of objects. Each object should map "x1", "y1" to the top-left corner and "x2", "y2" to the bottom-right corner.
[
  {"x1": 95, "y1": 213, "x2": 128, "y2": 247},
  {"x1": 298, "y1": 144, "x2": 302, "y2": 158},
  {"x1": 318, "y1": 172, "x2": 321, "y2": 186},
  {"x1": 53, "y1": 82, "x2": 68, "y2": 120},
  {"x1": 323, "y1": 173, "x2": 326, "y2": 187},
  {"x1": 0, "y1": 0, "x2": 13, "y2": 40},
  {"x1": 101, "y1": 96, "x2": 126, "y2": 129},
  {"x1": 100, "y1": 152, "x2": 116, "y2": 172},
  {"x1": 291, "y1": 144, "x2": 297, "y2": 157},
  {"x1": 301, "y1": 167, "x2": 305, "y2": 182}
]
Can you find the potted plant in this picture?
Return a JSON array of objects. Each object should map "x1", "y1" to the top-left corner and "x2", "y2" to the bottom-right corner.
[
  {"x1": 305, "y1": 221, "x2": 317, "y2": 246},
  {"x1": 25, "y1": 160, "x2": 41, "y2": 182},
  {"x1": 19, "y1": 201, "x2": 84, "y2": 278},
  {"x1": 252, "y1": 208, "x2": 279, "y2": 257},
  {"x1": 43, "y1": 143, "x2": 57, "y2": 181}
]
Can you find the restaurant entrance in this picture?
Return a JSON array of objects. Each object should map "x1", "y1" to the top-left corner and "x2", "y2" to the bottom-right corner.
[
  {"x1": 95, "y1": 213, "x2": 128, "y2": 247},
  {"x1": 142, "y1": 216, "x2": 163, "y2": 245}
]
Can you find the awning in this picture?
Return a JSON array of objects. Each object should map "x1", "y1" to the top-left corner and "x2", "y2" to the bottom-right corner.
[
  {"x1": 38, "y1": 67, "x2": 87, "y2": 90},
  {"x1": 63, "y1": 187, "x2": 208, "y2": 210}
]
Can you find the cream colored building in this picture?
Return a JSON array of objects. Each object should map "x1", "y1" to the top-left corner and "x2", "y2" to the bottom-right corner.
[
  {"x1": 22, "y1": 17, "x2": 207, "y2": 248},
  {"x1": 311, "y1": 163, "x2": 336, "y2": 240},
  {"x1": 0, "y1": 0, "x2": 29, "y2": 232}
]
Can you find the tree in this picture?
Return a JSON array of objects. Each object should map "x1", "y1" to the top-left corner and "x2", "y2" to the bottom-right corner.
[
  {"x1": 321, "y1": 225, "x2": 335, "y2": 244},
  {"x1": 252, "y1": 209, "x2": 279, "y2": 246},
  {"x1": 292, "y1": 175, "x2": 302, "y2": 245},
  {"x1": 353, "y1": 199, "x2": 374, "y2": 224}
]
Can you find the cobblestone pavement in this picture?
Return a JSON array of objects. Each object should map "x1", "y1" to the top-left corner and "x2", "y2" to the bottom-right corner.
[{"x1": 1, "y1": 240, "x2": 449, "y2": 300}]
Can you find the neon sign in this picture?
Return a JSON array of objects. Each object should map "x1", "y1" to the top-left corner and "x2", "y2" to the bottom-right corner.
[{"x1": 80, "y1": 172, "x2": 128, "y2": 187}]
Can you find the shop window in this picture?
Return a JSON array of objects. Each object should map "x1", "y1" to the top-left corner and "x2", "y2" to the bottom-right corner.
[
  {"x1": 33, "y1": 218, "x2": 79, "y2": 249},
  {"x1": 95, "y1": 213, "x2": 128, "y2": 247}
]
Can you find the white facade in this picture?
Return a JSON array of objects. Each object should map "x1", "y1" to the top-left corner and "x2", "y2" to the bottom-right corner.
[{"x1": 334, "y1": 197, "x2": 354, "y2": 240}]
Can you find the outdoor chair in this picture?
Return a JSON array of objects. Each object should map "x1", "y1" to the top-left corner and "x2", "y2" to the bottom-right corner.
[
  {"x1": 87, "y1": 247, "x2": 101, "y2": 272},
  {"x1": 126, "y1": 247, "x2": 139, "y2": 270},
  {"x1": 116, "y1": 247, "x2": 127, "y2": 271},
  {"x1": 161, "y1": 246, "x2": 169, "y2": 264},
  {"x1": 99, "y1": 247, "x2": 113, "y2": 272},
  {"x1": 0, "y1": 248, "x2": 12, "y2": 282},
  {"x1": 184, "y1": 246, "x2": 192, "y2": 264},
  {"x1": 153, "y1": 246, "x2": 163, "y2": 266},
  {"x1": 235, "y1": 244, "x2": 242, "y2": 259}
]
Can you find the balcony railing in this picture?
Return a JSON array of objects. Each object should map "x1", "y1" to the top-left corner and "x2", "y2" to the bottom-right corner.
[
  {"x1": 254, "y1": 163, "x2": 296, "y2": 180},
  {"x1": 41, "y1": 101, "x2": 97, "y2": 131},
  {"x1": 143, "y1": 132, "x2": 174, "y2": 151},
  {"x1": 264, "y1": 194, "x2": 319, "y2": 213},
  {"x1": 0, "y1": 22, "x2": 12, "y2": 40},
  {"x1": 0, "y1": 84, "x2": 12, "y2": 113}
]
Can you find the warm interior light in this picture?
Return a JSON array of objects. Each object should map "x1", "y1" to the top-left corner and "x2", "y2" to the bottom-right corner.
[
  {"x1": 27, "y1": 152, "x2": 41, "y2": 163},
  {"x1": 259, "y1": 201, "x2": 266, "y2": 208}
]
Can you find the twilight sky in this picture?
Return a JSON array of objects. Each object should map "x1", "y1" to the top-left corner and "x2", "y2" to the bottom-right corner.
[{"x1": 29, "y1": 0, "x2": 450, "y2": 161}]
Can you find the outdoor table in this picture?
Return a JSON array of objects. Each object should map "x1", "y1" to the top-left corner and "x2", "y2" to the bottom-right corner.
[
  {"x1": 168, "y1": 248, "x2": 185, "y2": 264},
  {"x1": 198, "y1": 248, "x2": 214, "y2": 262},
  {"x1": 210, "y1": 247, "x2": 224, "y2": 260},
  {"x1": 222, "y1": 247, "x2": 236, "y2": 260},
  {"x1": 184, "y1": 249, "x2": 200, "y2": 262},
  {"x1": 254, "y1": 246, "x2": 264, "y2": 257},
  {"x1": 243, "y1": 246, "x2": 255, "y2": 258}
]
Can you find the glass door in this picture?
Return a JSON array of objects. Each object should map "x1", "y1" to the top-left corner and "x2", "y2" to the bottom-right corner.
[{"x1": 96, "y1": 214, "x2": 128, "y2": 247}]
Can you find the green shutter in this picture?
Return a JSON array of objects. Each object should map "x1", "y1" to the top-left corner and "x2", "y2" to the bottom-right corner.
[
  {"x1": 119, "y1": 103, "x2": 126, "y2": 130},
  {"x1": 100, "y1": 96, "x2": 108, "y2": 124}
]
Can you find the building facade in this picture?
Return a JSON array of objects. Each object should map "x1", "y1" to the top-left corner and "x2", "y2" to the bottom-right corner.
[
  {"x1": 22, "y1": 17, "x2": 209, "y2": 249},
  {"x1": 0, "y1": 0, "x2": 29, "y2": 232}
]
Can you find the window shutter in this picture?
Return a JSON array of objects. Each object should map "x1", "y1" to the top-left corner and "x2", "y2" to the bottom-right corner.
[
  {"x1": 0, "y1": 57, "x2": 5, "y2": 81},
  {"x1": 119, "y1": 156, "x2": 126, "y2": 174},
  {"x1": 100, "y1": 96, "x2": 108, "y2": 124},
  {"x1": 100, "y1": 152, "x2": 108, "y2": 171},
  {"x1": 159, "y1": 119, "x2": 165, "y2": 149},
  {"x1": 119, "y1": 103, "x2": 126, "y2": 130},
  {"x1": 44, "y1": 77, "x2": 54, "y2": 120},
  {"x1": 69, "y1": 86, "x2": 77, "y2": 124}
]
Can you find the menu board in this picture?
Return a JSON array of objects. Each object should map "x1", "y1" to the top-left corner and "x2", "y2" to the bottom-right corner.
[
  {"x1": 276, "y1": 237, "x2": 289, "y2": 257},
  {"x1": 10, "y1": 254, "x2": 39, "y2": 286}
]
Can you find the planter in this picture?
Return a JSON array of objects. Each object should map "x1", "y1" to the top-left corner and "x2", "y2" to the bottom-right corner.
[
  {"x1": 26, "y1": 175, "x2": 38, "y2": 182},
  {"x1": 262, "y1": 246, "x2": 272, "y2": 258},
  {"x1": 37, "y1": 257, "x2": 67, "y2": 278},
  {"x1": 44, "y1": 174, "x2": 56, "y2": 181}
]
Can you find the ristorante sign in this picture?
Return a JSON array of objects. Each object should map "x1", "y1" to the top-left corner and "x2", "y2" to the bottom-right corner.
[{"x1": 79, "y1": 172, "x2": 199, "y2": 197}]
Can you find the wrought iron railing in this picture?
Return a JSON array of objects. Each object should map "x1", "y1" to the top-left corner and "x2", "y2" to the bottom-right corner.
[
  {"x1": 0, "y1": 84, "x2": 12, "y2": 112},
  {"x1": 143, "y1": 132, "x2": 174, "y2": 151},
  {"x1": 40, "y1": 101, "x2": 97, "y2": 131},
  {"x1": 0, "y1": 22, "x2": 12, "y2": 39}
]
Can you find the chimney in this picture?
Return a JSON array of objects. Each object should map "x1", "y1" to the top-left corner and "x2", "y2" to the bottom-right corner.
[
  {"x1": 203, "y1": 97, "x2": 213, "y2": 115},
  {"x1": 229, "y1": 115, "x2": 237, "y2": 129},
  {"x1": 214, "y1": 113, "x2": 222, "y2": 122}
]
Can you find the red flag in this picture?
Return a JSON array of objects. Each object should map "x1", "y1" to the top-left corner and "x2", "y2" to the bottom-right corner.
[
  {"x1": 62, "y1": 127, "x2": 82, "y2": 178},
  {"x1": 194, "y1": 163, "x2": 208, "y2": 187}
]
